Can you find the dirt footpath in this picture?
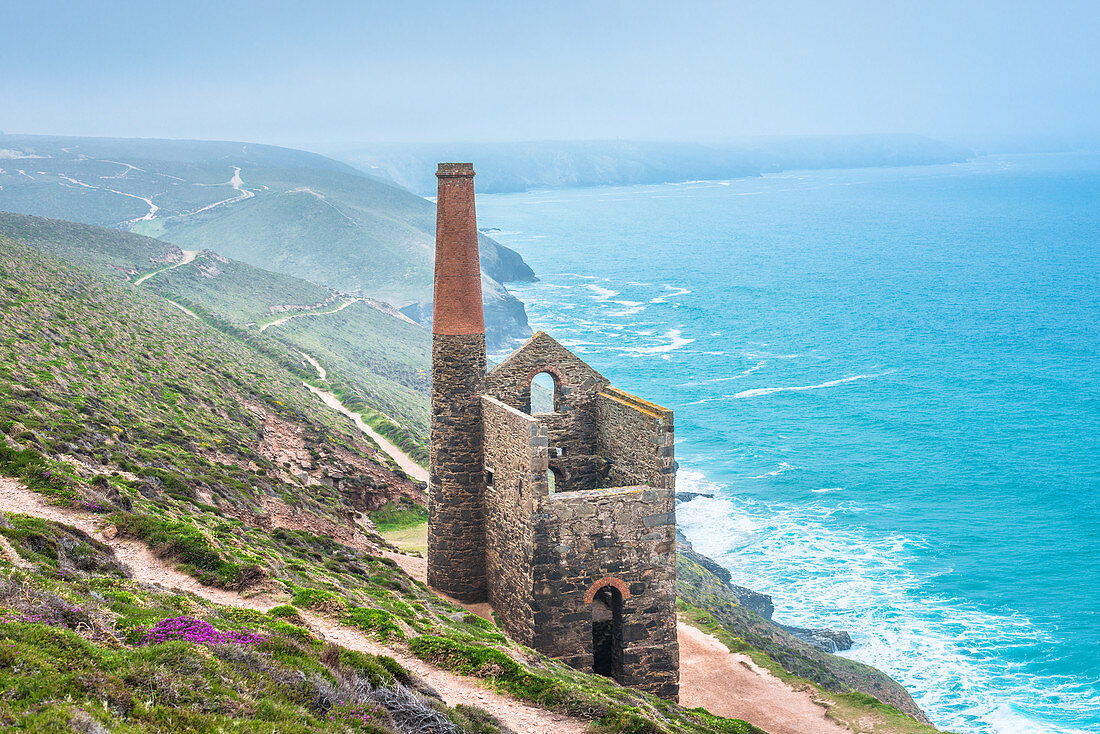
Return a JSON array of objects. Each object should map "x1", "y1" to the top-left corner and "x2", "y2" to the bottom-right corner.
[
  {"x1": 678, "y1": 621, "x2": 851, "y2": 734},
  {"x1": 0, "y1": 477, "x2": 587, "y2": 734}
]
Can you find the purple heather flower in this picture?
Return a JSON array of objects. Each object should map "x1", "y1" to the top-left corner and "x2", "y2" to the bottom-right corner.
[{"x1": 139, "y1": 616, "x2": 266, "y2": 647}]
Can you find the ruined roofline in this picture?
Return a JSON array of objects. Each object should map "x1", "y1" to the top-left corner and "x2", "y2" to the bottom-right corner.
[
  {"x1": 598, "y1": 385, "x2": 672, "y2": 419},
  {"x1": 488, "y1": 330, "x2": 608, "y2": 381},
  {"x1": 542, "y1": 485, "x2": 673, "y2": 501},
  {"x1": 481, "y1": 393, "x2": 540, "y2": 426}
]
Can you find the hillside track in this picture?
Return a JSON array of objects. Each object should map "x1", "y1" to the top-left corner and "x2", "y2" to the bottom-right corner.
[
  {"x1": 133, "y1": 248, "x2": 200, "y2": 285},
  {"x1": 259, "y1": 296, "x2": 363, "y2": 332},
  {"x1": 0, "y1": 476, "x2": 587, "y2": 734}
]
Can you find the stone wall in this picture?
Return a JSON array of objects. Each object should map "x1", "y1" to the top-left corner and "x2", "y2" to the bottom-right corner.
[
  {"x1": 486, "y1": 332, "x2": 610, "y2": 493},
  {"x1": 427, "y1": 332, "x2": 487, "y2": 602},
  {"x1": 595, "y1": 387, "x2": 675, "y2": 490},
  {"x1": 481, "y1": 394, "x2": 548, "y2": 640},
  {"x1": 530, "y1": 486, "x2": 679, "y2": 699}
]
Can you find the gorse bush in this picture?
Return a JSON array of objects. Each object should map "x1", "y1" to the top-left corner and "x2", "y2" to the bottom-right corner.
[{"x1": 342, "y1": 607, "x2": 405, "y2": 642}]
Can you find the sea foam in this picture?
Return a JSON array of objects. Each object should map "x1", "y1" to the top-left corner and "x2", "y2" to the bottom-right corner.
[{"x1": 677, "y1": 480, "x2": 1100, "y2": 734}]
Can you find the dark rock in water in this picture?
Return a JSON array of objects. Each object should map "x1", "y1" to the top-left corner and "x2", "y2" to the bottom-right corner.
[
  {"x1": 675, "y1": 491, "x2": 713, "y2": 504},
  {"x1": 780, "y1": 625, "x2": 854, "y2": 653}
]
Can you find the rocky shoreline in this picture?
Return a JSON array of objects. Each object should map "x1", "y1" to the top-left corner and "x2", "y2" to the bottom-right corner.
[{"x1": 674, "y1": 492, "x2": 931, "y2": 724}]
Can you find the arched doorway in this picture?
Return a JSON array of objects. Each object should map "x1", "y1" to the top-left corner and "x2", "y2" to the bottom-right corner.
[{"x1": 590, "y1": 585, "x2": 624, "y2": 680}]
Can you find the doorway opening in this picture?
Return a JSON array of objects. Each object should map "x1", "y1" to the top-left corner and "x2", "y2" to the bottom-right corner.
[{"x1": 591, "y1": 585, "x2": 624, "y2": 680}]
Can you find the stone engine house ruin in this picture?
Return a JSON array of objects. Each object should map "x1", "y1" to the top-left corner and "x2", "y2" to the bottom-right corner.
[{"x1": 427, "y1": 162, "x2": 679, "y2": 700}]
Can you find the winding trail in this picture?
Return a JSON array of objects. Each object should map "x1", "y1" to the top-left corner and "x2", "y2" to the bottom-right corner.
[
  {"x1": 56, "y1": 173, "x2": 159, "y2": 223},
  {"x1": 0, "y1": 476, "x2": 586, "y2": 734},
  {"x1": 133, "y1": 249, "x2": 201, "y2": 286},
  {"x1": 299, "y1": 351, "x2": 327, "y2": 381},
  {"x1": 259, "y1": 297, "x2": 362, "y2": 332},
  {"x1": 294, "y1": 347, "x2": 426, "y2": 481},
  {"x1": 303, "y1": 381, "x2": 427, "y2": 482},
  {"x1": 167, "y1": 300, "x2": 201, "y2": 320},
  {"x1": 184, "y1": 166, "x2": 255, "y2": 216}
]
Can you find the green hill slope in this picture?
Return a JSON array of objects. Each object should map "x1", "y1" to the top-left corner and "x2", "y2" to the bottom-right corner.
[
  {"x1": 0, "y1": 231, "x2": 423, "y2": 524},
  {"x1": 0, "y1": 212, "x2": 431, "y2": 439},
  {"x1": 0, "y1": 134, "x2": 534, "y2": 348}
]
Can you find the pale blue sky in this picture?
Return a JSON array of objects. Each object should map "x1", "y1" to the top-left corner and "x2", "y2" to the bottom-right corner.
[{"x1": 2, "y1": 0, "x2": 1098, "y2": 146}]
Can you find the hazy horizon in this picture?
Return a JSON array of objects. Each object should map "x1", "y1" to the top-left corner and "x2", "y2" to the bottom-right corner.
[{"x1": 3, "y1": 1, "x2": 1099, "y2": 151}]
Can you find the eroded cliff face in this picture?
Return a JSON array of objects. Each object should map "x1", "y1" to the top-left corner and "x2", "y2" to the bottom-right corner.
[
  {"x1": 478, "y1": 234, "x2": 536, "y2": 284},
  {"x1": 402, "y1": 276, "x2": 532, "y2": 352}
]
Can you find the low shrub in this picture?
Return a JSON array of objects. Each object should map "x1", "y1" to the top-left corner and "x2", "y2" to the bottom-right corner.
[
  {"x1": 290, "y1": 587, "x2": 346, "y2": 614},
  {"x1": 342, "y1": 607, "x2": 404, "y2": 642}
]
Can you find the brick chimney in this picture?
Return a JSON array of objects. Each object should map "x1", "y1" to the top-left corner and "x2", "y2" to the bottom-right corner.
[
  {"x1": 432, "y1": 162, "x2": 485, "y2": 335},
  {"x1": 427, "y1": 162, "x2": 487, "y2": 602}
]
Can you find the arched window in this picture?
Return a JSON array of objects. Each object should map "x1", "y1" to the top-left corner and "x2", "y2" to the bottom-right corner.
[
  {"x1": 529, "y1": 371, "x2": 558, "y2": 414},
  {"x1": 591, "y1": 585, "x2": 624, "y2": 680}
]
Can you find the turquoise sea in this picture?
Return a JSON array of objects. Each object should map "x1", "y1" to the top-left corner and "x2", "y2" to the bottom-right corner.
[{"x1": 477, "y1": 154, "x2": 1100, "y2": 734}]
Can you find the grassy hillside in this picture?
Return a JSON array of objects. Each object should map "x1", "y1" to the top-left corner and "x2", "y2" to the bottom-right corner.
[
  {"x1": 0, "y1": 229, "x2": 427, "y2": 522},
  {"x1": 0, "y1": 134, "x2": 534, "y2": 347},
  {"x1": 0, "y1": 212, "x2": 430, "y2": 439}
]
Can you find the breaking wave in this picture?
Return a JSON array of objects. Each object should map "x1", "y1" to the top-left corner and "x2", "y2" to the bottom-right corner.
[{"x1": 734, "y1": 372, "x2": 892, "y2": 399}]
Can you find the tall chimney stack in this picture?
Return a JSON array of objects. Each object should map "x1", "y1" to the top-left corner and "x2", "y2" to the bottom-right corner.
[{"x1": 427, "y1": 162, "x2": 487, "y2": 602}]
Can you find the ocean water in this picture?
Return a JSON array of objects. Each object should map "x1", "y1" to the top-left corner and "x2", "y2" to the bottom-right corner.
[{"x1": 476, "y1": 154, "x2": 1100, "y2": 734}]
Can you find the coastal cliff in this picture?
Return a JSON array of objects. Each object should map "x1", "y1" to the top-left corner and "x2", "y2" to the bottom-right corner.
[{"x1": 676, "y1": 545, "x2": 933, "y2": 725}]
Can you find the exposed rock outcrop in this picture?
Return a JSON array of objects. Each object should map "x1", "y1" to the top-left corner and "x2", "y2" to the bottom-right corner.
[
  {"x1": 478, "y1": 234, "x2": 536, "y2": 284},
  {"x1": 677, "y1": 529, "x2": 775, "y2": 620}
]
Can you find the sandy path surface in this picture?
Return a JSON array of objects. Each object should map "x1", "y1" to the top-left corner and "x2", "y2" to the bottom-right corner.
[
  {"x1": 259, "y1": 297, "x2": 362, "y2": 332},
  {"x1": 185, "y1": 166, "x2": 255, "y2": 216},
  {"x1": 300, "y1": 351, "x2": 327, "y2": 381},
  {"x1": 56, "y1": 173, "x2": 159, "y2": 223},
  {"x1": 167, "y1": 299, "x2": 201, "y2": 320},
  {"x1": 678, "y1": 621, "x2": 850, "y2": 734},
  {"x1": 0, "y1": 476, "x2": 586, "y2": 733},
  {"x1": 304, "y1": 383, "x2": 428, "y2": 482},
  {"x1": 0, "y1": 476, "x2": 265, "y2": 609}
]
